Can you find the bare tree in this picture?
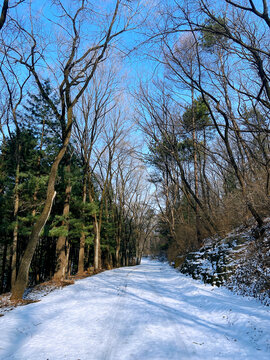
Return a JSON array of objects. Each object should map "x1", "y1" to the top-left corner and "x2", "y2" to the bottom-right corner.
[
  {"x1": 136, "y1": 81, "x2": 217, "y2": 236},
  {"x1": 0, "y1": 0, "x2": 8, "y2": 31},
  {"x1": 93, "y1": 109, "x2": 125, "y2": 269},
  {"x1": 73, "y1": 66, "x2": 119, "y2": 275},
  {"x1": 147, "y1": 0, "x2": 270, "y2": 229}
]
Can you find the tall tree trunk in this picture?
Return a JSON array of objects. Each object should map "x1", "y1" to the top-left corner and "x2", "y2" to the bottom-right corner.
[
  {"x1": 115, "y1": 231, "x2": 121, "y2": 267},
  {"x1": 135, "y1": 241, "x2": 140, "y2": 265},
  {"x1": 78, "y1": 174, "x2": 87, "y2": 275},
  {"x1": 53, "y1": 162, "x2": 72, "y2": 281},
  {"x1": 11, "y1": 116, "x2": 72, "y2": 300},
  {"x1": 32, "y1": 118, "x2": 45, "y2": 218},
  {"x1": 0, "y1": 241, "x2": 7, "y2": 293},
  {"x1": 78, "y1": 231, "x2": 85, "y2": 274},
  {"x1": 93, "y1": 151, "x2": 113, "y2": 270},
  {"x1": 94, "y1": 220, "x2": 101, "y2": 270},
  {"x1": 66, "y1": 241, "x2": 71, "y2": 277},
  {"x1": 0, "y1": 0, "x2": 8, "y2": 31},
  {"x1": 87, "y1": 173, "x2": 101, "y2": 271},
  {"x1": 115, "y1": 204, "x2": 122, "y2": 267},
  {"x1": 191, "y1": 87, "x2": 201, "y2": 245},
  {"x1": 11, "y1": 161, "x2": 20, "y2": 289}
]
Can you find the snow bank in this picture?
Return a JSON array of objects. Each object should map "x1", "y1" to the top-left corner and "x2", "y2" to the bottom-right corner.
[{"x1": 179, "y1": 220, "x2": 270, "y2": 305}]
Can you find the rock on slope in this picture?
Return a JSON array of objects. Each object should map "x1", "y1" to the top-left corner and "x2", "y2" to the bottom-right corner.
[{"x1": 177, "y1": 219, "x2": 270, "y2": 305}]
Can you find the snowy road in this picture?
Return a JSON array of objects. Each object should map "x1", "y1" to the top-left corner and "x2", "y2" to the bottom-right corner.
[{"x1": 0, "y1": 259, "x2": 270, "y2": 360}]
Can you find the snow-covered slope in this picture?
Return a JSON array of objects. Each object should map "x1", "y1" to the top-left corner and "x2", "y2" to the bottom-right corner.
[
  {"x1": 0, "y1": 259, "x2": 270, "y2": 359},
  {"x1": 179, "y1": 220, "x2": 270, "y2": 305}
]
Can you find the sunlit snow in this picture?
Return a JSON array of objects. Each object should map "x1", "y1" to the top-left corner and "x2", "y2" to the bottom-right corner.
[{"x1": 0, "y1": 259, "x2": 270, "y2": 359}]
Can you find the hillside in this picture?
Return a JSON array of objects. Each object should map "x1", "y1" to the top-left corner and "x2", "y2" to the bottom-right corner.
[{"x1": 176, "y1": 219, "x2": 270, "y2": 306}]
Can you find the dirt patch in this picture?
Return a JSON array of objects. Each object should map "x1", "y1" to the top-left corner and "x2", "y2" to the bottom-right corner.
[{"x1": 0, "y1": 293, "x2": 41, "y2": 316}]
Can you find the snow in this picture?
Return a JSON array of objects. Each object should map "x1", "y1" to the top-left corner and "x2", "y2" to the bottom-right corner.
[
  {"x1": 0, "y1": 258, "x2": 270, "y2": 360},
  {"x1": 180, "y1": 220, "x2": 270, "y2": 304}
]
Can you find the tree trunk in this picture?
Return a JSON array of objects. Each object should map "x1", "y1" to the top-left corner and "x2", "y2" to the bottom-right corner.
[
  {"x1": 135, "y1": 245, "x2": 140, "y2": 265},
  {"x1": 53, "y1": 162, "x2": 72, "y2": 281},
  {"x1": 78, "y1": 175, "x2": 87, "y2": 275},
  {"x1": 102, "y1": 246, "x2": 112, "y2": 270},
  {"x1": 88, "y1": 173, "x2": 102, "y2": 271},
  {"x1": 191, "y1": 87, "x2": 201, "y2": 246},
  {"x1": 115, "y1": 234, "x2": 121, "y2": 267},
  {"x1": 11, "y1": 162, "x2": 20, "y2": 289},
  {"x1": 78, "y1": 232, "x2": 86, "y2": 274},
  {"x1": 94, "y1": 220, "x2": 101, "y2": 270},
  {"x1": 0, "y1": 242, "x2": 7, "y2": 293},
  {"x1": 115, "y1": 212, "x2": 122, "y2": 267},
  {"x1": 0, "y1": 0, "x2": 8, "y2": 31}
]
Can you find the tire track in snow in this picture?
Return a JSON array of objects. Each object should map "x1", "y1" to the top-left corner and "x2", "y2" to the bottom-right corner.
[
  {"x1": 142, "y1": 267, "x2": 196, "y2": 359},
  {"x1": 102, "y1": 266, "x2": 140, "y2": 360},
  {"x1": 102, "y1": 263, "x2": 194, "y2": 360}
]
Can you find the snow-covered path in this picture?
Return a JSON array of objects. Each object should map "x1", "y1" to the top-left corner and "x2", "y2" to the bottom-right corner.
[{"x1": 0, "y1": 259, "x2": 270, "y2": 360}]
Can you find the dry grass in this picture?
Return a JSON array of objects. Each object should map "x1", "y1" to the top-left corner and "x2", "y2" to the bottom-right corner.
[{"x1": 0, "y1": 292, "x2": 41, "y2": 316}]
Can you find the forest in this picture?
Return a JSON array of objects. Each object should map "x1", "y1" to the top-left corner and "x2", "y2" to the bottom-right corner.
[{"x1": 0, "y1": 0, "x2": 269, "y2": 302}]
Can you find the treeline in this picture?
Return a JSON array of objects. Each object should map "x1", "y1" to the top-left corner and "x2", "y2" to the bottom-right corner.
[
  {"x1": 136, "y1": 0, "x2": 270, "y2": 260},
  {"x1": 0, "y1": 1, "x2": 153, "y2": 299}
]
